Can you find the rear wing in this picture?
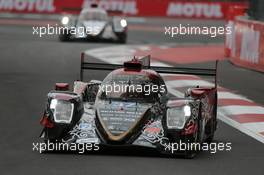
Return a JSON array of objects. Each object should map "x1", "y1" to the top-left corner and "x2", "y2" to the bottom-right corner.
[
  {"x1": 61, "y1": 5, "x2": 125, "y2": 16},
  {"x1": 80, "y1": 53, "x2": 218, "y2": 88}
]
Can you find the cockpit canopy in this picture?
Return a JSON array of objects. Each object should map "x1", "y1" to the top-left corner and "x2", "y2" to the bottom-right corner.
[
  {"x1": 79, "y1": 8, "x2": 108, "y2": 21},
  {"x1": 97, "y1": 69, "x2": 167, "y2": 103}
]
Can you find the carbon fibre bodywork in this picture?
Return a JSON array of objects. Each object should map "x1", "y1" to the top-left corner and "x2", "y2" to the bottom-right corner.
[{"x1": 39, "y1": 56, "x2": 218, "y2": 158}]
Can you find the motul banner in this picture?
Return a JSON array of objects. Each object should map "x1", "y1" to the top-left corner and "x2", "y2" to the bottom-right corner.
[
  {"x1": 0, "y1": 0, "x2": 248, "y2": 19},
  {"x1": 0, "y1": 0, "x2": 57, "y2": 13}
]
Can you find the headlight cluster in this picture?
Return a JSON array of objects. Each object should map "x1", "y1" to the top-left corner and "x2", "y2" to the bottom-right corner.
[
  {"x1": 50, "y1": 99, "x2": 74, "y2": 124},
  {"x1": 61, "y1": 16, "x2": 69, "y2": 25},
  {"x1": 120, "y1": 19, "x2": 127, "y2": 27},
  {"x1": 166, "y1": 105, "x2": 191, "y2": 129}
]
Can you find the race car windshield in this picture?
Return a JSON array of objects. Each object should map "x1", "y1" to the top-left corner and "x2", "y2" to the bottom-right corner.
[
  {"x1": 79, "y1": 11, "x2": 108, "y2": 21},
  {"x1": 98, "y1": 74, "x2": 166, "y2": 103}
]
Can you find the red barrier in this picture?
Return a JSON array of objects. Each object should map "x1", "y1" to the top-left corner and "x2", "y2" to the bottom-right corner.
[
  {"x1": 0, "y1": 0, "x2": 248, "y2": 19},
  {"x1": 225, "y1": 5, "x2": 248, "y2": 57},
  {"x1": 227, "y1": 17, "x2": 264, "y2": 72}
]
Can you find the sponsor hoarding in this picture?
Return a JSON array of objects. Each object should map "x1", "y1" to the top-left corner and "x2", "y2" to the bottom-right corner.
[{"x1": 0, "y1": 0, "x2": 247, "y2": 19}]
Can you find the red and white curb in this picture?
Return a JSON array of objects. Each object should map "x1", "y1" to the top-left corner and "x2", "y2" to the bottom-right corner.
[{"x1": 84, "y1": 45, "x2": 264, "y2": 143}]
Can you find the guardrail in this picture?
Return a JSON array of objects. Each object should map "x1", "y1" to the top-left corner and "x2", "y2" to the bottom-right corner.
[{"x1": 225, "y1": 6, "x2": 264, "y2": 72}]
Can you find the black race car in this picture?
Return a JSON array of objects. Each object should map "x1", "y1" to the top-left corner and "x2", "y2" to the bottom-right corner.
[{"x1": 39, "y1": 54, "x2": 218, "y2": 158}]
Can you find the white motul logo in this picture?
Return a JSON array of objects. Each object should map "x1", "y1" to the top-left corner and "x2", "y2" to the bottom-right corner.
[
  {"x1": 82, "y1": 0, "x2": 138, "y2": 15},
  {"x1": 167, "y1": 3, "x2": 223, "y2": 18},
  {"x1": 0, "y1": 0, "x2": 55, "y2": 12}
]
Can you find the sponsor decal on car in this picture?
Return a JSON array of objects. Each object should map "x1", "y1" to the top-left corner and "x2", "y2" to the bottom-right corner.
[
  {"x1": 79, "y1": 122, "x2": 92, "y2": 130},
  {"x1": 76, "y1": 138, "x2": 99, "y2": 144}
]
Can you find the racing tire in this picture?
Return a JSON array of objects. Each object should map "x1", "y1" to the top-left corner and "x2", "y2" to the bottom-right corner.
[
  {"x1": 118, "y1": 37, "x2": 126, "y2": 44},
  {"x1": 205, "y1": 134, "x2": 214, "y2": 144},
  {"x1": 184, "y1": 105, "x2": 204, "y2": 159},
  {"x1": 59, "y1": 33, "x2": 71, "y2": 42},
  {"x1": 59, "y1": 28, "x2": 71, "y2": 42},
  {"x1": 184, "y1": 121, "x2": 199, "y2": 159},
  {"x1": 184, "y1": 151, "x2": 197, "y2": 159},
  {"x1": 117, "y1": 34, "x2": 127, "y2": 44},
  {"x1": 205, "y1": 98, "x2": 217, "y2": 144},
  {"x1": 205, "y1": 118, "x2": 215, "y2": 143}
]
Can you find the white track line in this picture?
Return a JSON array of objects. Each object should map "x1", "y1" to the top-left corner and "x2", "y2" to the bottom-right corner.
[
  {"x1": 218, "y1": 91, "x2": 252, "y2": 101},
  {"x1": 219, "y1": 106, "x2": 264, "y2": 115},
  {"x1": 242, "y1": 122, "x2": 264, "y2": 133},
  {"x1": 219, "y1": 113, "x2": 264, "y2": 143},
  {"x1": 166, "y1": 79, "x2": 213, "y2": 88}
]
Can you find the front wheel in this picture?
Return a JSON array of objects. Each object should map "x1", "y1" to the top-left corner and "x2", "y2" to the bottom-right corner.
[
  {"x1": 205, "y1": 134, "x2": 214, "y2": 144},
  {"x1": 184, "y1": 121, "x2": 199, "y2": 159},
  {"x1": 118, "y1": 37, "x2": 126, "y2": 44},
  {"x1": 59, "y1": 33, "x2": 71, "y2": 42},
  {"x1": 117, "y1": 33, "x2": 127, "y2": 44},
  {"x1": 184, "y1": 145, "x2": 198, "y2": 159},
  {"x1": 59, "y1": 29, "x2": 71, "y2": 42},
  {"x1": 205, "y1": 104, "x2": 217, "y2": 143}
]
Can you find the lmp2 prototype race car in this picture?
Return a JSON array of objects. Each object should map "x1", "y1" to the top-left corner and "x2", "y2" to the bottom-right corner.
[
  {"x1": 58, "y1": 4, "x2": 128, "y2": 43},
  {"x1": 39, "y1": 54, "x2": 218, "y2": 158}
]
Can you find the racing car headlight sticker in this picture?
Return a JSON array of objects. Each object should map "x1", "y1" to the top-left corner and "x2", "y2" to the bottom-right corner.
[
  {"x1": 120, "y1": 19, "x2": 127, "y2": 27},
  {"x1": 166, "y1": 105, "x2": 191, "y2": 129},
  {"x1": 50, "y1": 99, "x2": 74, "y2": 124},
  {"x1": 61, "y1": 16, "x2": 69, "y2": 25}
]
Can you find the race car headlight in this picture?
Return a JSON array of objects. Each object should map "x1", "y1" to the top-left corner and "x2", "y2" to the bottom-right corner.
[
  {"x1": 61, "y1": 16, "x2": 69, "y2": 25},
  {"x1": 50, "y1": 99, "x2": 74, "y2": 124},
  {"x1": 91, "y1": 28, "x2": 100, "y2": 36},
  {"x1": 120, "y1": 19, "x2": 127, "y2": 27},
  {"x1": 166, "y1": 105, "x2": 191, "y2": 129}
]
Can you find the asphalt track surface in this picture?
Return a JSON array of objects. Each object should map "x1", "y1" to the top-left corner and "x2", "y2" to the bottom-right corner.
[{"x1": 0, "y1": 18, "x2": 263, "y2": 175}]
